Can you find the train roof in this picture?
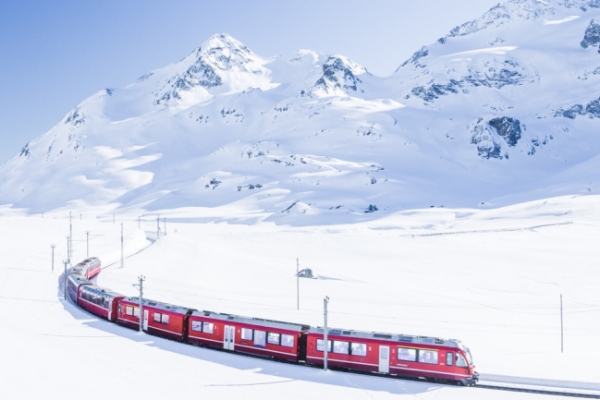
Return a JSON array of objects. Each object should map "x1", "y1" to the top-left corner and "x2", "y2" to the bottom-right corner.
[
  {"x1": 67, "y1": 273, "x2": 92, "y2": 285},
  {"x1": 81, "y1": 284, "x2": 124, "y2": 298},
  {"x1": 124, "y1": 297, "x2": 194, "y2": 315},
  {"x1": 191, "y1": 310, "x2": 311, "y2": 332},
  {"x1": 309, "y1": 327, "x2": 463, "y2": 349}
]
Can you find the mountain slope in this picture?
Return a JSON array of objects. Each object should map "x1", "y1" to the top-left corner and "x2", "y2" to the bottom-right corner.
[{"x1": 2, "y1": 1, "x2": 600, "y2": 224}]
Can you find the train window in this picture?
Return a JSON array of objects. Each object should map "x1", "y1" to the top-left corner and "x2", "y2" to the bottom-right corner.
[
  {"x1": 446, "y1": 352, "x2": 454, "y2": 366},
  {"x1": 202, "y1": 322, "x2": 214, "y2": 334},
  {"x1": 254, "y1": 330, "x2": 266, "y2": 347},
  {"x1": 351, "y1": 343, "x2": 367, "y2": 356},
  {"x1": 154, "y1": 313, "x2": 169, "y2": 325},
  {"x1": 126, "y1": 306, "x2": 134, "y2": 316},
  {"x1": 333, "y1": 341, "x2": 349, "y2": 355},
  {"x1": 316, "y1": 339, "x2": 332, "y2": 352},
  {"x1": 281, "y1": 334, "x2": 294, "y2": 348},
  {"x1": 267, "y1": 332, "x2": 280, "y2": 345},
  {"x1": 241, "y1": 328, "x2": 253, "y2": 341},
  {"x1": 418, "y1": 350, "x2": 438, "y2": 364},
  {"x1": 398, "y1": 348, "x2": 417, "y2": 361},
  {"x1": 456, "y1": 354, "x2": 467, "y2": 367},
  {"x1": 191, "y1": 321, "x2": 202, "y2": 332}
]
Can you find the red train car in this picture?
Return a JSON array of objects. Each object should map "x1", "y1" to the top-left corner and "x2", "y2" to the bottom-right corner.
[
  {"x1": 78, "y1": 285, "x2": 125, "y2": 322},
  {"x1": 116, "y1": 297, "x2": 194, "y2": 341},
  {"x1": 72, "y1": 257, "x2": 101, "y2": 280},
  {"x1": 187, "y1": 311, "x2": 309, "y2": 362},
  {"x1": 305, "y1": 328, "x2": 477, "y2": 386},
  {"x1": 66, "y1": 273, "x2": 92, "y2": 304}
]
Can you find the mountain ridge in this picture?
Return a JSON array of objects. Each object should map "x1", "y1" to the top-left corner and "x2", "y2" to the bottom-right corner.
[{"x1": 2, "y1": 0, "x2": 600, "y2": 225}]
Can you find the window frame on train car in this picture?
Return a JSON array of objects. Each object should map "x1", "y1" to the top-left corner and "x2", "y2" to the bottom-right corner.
[
  {"x1": 202, "y1": 321, "x2": 214, "y2": 334},
  {"x1": 125, "y1": 305, "x2": 139, "y2": 317},
  {"x1": 456, "y1": 353, "x2": 468, "y2": 367},
  {"x1": 254, "y1": 330, "x2": 266, "y2": 347},
  {"x1": 418, "y1": 349, "x2": 438, "y2": 364},
  {"x1": 316, "y1": 339, "x2": 332, "y2": 352},
  {"x1": 153, "y1": 312, "x2": 169, "y2": 325},
  {"x1": 350, "y1": 342, "x2": 367, "y2": 356},
  {"x1": 397, "y1": 347, "x2": 417, "y2": 362},
  {"x1": 446, "y1": 352, "x2": 454, "y2": 366},
  {"x1": 241, "y1": 328, "x2": 253, "y2": 341},
  {"x1": 281, "y1": 334, "x2": 294, "y2": 348},
  {"x1": 333, "y1": 341, "x2": 349, "y2": 355},
  {"x1": 267, "y1": 332, "x2": 280, "y2": 345},
  {"x1": 191, "y1": 320, "x2": 202, "y2": 332}
]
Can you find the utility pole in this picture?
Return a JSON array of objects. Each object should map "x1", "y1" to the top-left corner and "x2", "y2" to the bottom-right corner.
[
  {"x1": 560, "y1": 294, "x2": 564, "y2": 353},
  {"x1": 120, "y1": 223, "x2": 124, "y2": 269},
  {"x1": 296, "y1": 258, "x2": 300, "y2": 310},
  {"x1": 324, "y1": 296, "x2": 329, "y2": 371},
  {"x1": 63, "y1": 260, "x2": 68, "y2": 300},
  {"x1": 163, "y1": 217, "x2": 167, "y2": 236},
  {"x1": 156, "y1": 215, "x2": 160, "y2": 239},
  {"x1": 66, "y1": 236, "x2": 70, "y2": 266},
  {"x1": 69, "y1": 211, "x2": 73, "y2": 261},
  {"x1": 138, "y1": 216, "x2": 141, "y2": 229},
  {"x1": 86, "y1": 231, "x2": 89, "y2": 258},
  {"x1": 133, "y1": 276, "x2": 146, "y2": 332},
  {"x1": 51, "y1": 244, "x2": 56, "y2": 272}
]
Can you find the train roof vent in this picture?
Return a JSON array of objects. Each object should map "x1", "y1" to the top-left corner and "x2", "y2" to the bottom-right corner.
[
  {"x1": 342, "y1": 330, "x2": 353, "y2": 335},
  {"x1": 398, "y1": 336, "x2": 413, "y2": 342},
  {"x1": 435, "y1": 338, "x2": 445, "y2": 344},
  {"x1": 148, "y1": 302, "x2": 157, "y2": 306},
  {"x1": 373, "y1": 333, "x2": 392, "y2": 339},
  {"x1": 227, "y1": 316, "x2": 234, "y2": 320},
  {"x1": 329, "y1": 329, "x2": 342, "y2": 335}
]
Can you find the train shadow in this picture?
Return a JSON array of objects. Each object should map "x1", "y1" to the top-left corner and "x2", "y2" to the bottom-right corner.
[{"x1": 60, "y1": 297, "x2": 454, "y2": 396}]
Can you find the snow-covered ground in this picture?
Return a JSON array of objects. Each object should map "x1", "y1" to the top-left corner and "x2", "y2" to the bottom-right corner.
[{"x1": 1, "y1": 194, "x2": 599, "y2": 399}]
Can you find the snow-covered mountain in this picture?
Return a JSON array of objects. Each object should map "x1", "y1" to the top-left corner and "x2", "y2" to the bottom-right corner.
[{"x1": 3, "y1": 0, "x2": 600, "y2": 224}]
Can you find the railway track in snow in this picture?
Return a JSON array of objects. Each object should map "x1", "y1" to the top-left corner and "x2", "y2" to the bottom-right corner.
[{"x1": 474, "y1": 374, "x2": 600, "y2": 398}]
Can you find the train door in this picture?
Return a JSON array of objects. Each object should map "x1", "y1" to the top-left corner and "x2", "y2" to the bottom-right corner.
[
  {"x1": 143, "y1": 309, "x2": 149, "y2": 331},
  {"x1": 379, "y1": 345, "x2": 390, "y2": 373},
  {"x1": 223, "y1": 325, "x2": 235, "y2": 350},
  {"x1": 108, "y1": 300, "x2": 113, "y2": 321}
]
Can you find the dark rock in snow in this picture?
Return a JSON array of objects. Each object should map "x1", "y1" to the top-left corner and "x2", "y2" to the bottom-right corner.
[
  {"x1": 581, "y1": 19, "x2": 600, "y2": 51},
  {"x1": 471, "y1": 119, "x2": 503, "y2": 159},
  {"x1": 488, "y1": 117, "x2": 522, "y2": 147},
  {"x1": 586, "y1": 97, "x2": 600, "y2": 116},
  {"x1": 315, "y1": 56, "x2": 365, "y2": 92}
]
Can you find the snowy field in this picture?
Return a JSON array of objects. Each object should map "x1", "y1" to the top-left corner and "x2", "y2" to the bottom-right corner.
[{"x1": 1, "y1": 194, "x2": 599, "y2": 399}]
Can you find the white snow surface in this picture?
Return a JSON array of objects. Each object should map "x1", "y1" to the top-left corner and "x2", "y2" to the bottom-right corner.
[
  {"x1": 2, "y1": 1, "x2": 600, "y2": 224},
  {"x1": 1, "y1": 194, "x2": 599, "y2": 399}
]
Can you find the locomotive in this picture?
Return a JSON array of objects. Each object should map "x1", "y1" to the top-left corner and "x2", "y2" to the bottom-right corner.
[{"x1": 66, "y1": 258, "x2": 478, "y2": 386}]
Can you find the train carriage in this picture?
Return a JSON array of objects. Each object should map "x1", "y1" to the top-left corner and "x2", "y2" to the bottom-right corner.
[
  {"x1": 71, "y1": 257, "x2": 101, "y2": 280},
  {"x1": 116, "y1": 297, "x2": 194, "y2": 341},
  {"x1": 78, "y1": 285, "x2": 125, "y2": 322},
  {"x1": 187, "y1": 311, "x2": 310, "y2": 362},
  {"x1": 305, "y1": 328, "x2": 478, "y2": 386},
  {"x1": 66, "y1": 273, "x2": 92, "y2": 304}
]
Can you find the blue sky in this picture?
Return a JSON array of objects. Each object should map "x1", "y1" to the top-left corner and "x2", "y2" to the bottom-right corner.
[{"x1": 0, "y1": 0, "x2": 498, "y2": 163}]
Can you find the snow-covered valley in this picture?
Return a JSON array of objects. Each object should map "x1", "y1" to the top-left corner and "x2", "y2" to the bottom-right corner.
[{"x1": 1, "y1": 194, "x2": 599, "y2": 399}]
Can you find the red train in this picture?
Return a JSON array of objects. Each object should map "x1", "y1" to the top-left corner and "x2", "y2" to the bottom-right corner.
[
  {"x1": 66, "y1": 259, "x2": 478, "y2": 386},
  {"x1": 71, "y1": 257, "x2": 101, "y2": 280}
]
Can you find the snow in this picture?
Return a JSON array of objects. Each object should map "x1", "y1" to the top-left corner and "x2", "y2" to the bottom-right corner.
[
  {"x1": 1, "y1": 195, "x2": 599, "y2": 399},
  {"x1": 543, "y1": 15, "x2": 580, "y2": 25}
]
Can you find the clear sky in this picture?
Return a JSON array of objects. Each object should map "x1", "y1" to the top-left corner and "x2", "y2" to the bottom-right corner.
[{"x1": 0, "y1": 0, "x2": 499, "y2": 164}]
